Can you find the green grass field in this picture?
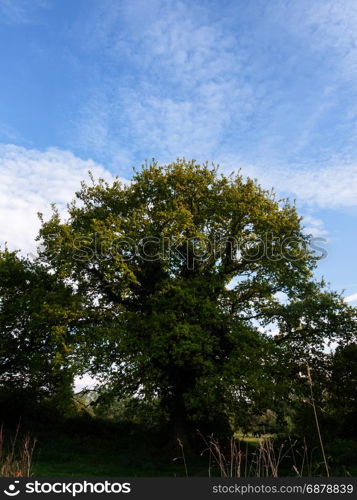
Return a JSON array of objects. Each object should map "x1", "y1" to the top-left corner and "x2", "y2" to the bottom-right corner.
[
  {"x1": 4, "y1": 416, "x2": 356, "y2": 477},
  {"x1": 31, "y1": 420, "x2": 208, "y2": 477}
]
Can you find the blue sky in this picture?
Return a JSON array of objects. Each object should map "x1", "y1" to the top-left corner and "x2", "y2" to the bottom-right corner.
[{"x1": 0, "y1": 0, "x2": 357, "y2": 303}]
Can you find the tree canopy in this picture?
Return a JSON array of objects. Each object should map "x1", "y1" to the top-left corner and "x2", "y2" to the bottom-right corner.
[{"x1": 32, "y1": 160, "x2": 356, "y2": 436}]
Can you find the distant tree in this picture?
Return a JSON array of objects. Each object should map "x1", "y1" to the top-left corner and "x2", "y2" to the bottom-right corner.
[
  {"x1": 326, "y1": 342, "x2": 357, "y2": 437},
  {"x1": 37, "y1": 160, "x2": 357, "y2": 439},
  {"x1": 288, "y1": 339, "x2": 357, "y2": 444},
  {"x1": 0, "y1": 249, "x2": 81, "y2": 415}
]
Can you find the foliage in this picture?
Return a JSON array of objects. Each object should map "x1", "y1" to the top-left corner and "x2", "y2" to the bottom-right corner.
[
  {"x1": 35, "y1": 160, "x2": 357, "y2": 436},
  {"x1": 291, "y1": 342, "x2": 357, "y2": 442},
  {"x1": 0, "y1": 249, "x2": 81, "y2": 414}
]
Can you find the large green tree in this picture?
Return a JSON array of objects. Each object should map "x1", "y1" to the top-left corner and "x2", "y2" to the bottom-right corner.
[{"x1": 37, "y1": 160, "x2": 356, "y2": 437}]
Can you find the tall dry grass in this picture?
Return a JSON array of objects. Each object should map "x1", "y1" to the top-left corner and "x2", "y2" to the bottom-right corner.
[
  {"x1": 200, "y1": 433, "x2": 293, "y2": 477},
  {"x1": 0, "y1": 425, "x2": 36, "y2": 477},
  {"x1": 191, "y1": 365, "x2": 330, "y2": 477},
  {"x1": 306, "y1": 363, "x2": 330, "y2": 477},
  {"x1": 197, "y1": 432, "x2": 326, "y2": 477}
]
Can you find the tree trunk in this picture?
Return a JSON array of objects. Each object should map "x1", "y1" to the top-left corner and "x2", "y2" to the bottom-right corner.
[{"x1": 163, "y1": 391, "x2": 196, "y2": 457}]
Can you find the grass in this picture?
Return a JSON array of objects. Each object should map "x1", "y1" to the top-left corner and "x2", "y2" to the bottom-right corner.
[
  {"x1": 234, "y1": 432, "x2": 274, "y2": 445},
  {"x1": 31, "y1": 419, "x2": 208, "y2": 477},
  {"x1": 2, "y1": 416, "x2": 356, "y2": 477},
  {"x1": 202, "y1": 432, "x2": 357, "y2": 477},
  {"x1": 0, "y1": 425, "x2": 36, "y2": 477},
  {"x1": 33, "y1": 432, "x2": 182, "y2": 476}
]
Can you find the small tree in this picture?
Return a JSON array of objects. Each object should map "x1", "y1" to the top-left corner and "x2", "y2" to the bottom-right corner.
[{"x1": 0, "y1": 249, "x2": 80, "y2": 416}]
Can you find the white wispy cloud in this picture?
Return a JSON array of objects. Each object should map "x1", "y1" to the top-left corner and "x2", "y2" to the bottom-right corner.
[
  {"x1": 283, "y1": 164, "x2": 357, "y2": 208},
  {"x1": 220, "y1": 155, "x2": 357, "y2": 209},
  {"x1": 73, "y1": 0, "x2": 254, "y2": 164},
  {"x1": 301, "y1": 215, "x2": 328, "y2": 238},
  {"x1": 70, "y1": 0, "x2": 357, "y2": 210},
  {"x1": 0, "y1": 144, "x2": 116, "y2": 254},
  {"x1": 0, "y1": 0, "x2": 49, "y2": 24},
  {"x1": 270, "y1": 0, "x2": 357, "y2": 154},
  {"x1": 277, "y1": 0, "x2": 357, "y2": 79},
  {"x1": 345, "y1": 293, "x2": 357, "y2": 304}
]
